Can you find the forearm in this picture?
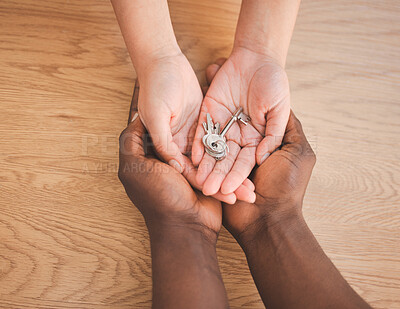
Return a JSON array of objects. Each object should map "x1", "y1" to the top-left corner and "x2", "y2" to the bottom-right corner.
[
  {"x1": 148, "y1": 223, "x2": 229, "y2": 309},
  {"x1": 111, "y1": 0, "x2": 181, "y2": 75},
  {"x1": 238, "y1": 211, "x2": 371, "y2": 309},
  {"x1": 234, "y1": 0, "x2": 301, "y2": 66}
]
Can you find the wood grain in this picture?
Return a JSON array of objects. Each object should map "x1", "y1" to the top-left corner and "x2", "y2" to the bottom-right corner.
[{"x1": 0, "y1": 0, "x2": 399, "y2": 308}]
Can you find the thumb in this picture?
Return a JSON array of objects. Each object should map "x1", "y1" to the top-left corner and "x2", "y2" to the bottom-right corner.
[
  {"x1": 256, "y1": 105, "x2": 290, "y2": 165},
  {"x1": 144, "y1": 113, "x2": 185, "y2": 173},
  {"x1": 119, "y1": 112, "x2": 146, "y2": 158}
]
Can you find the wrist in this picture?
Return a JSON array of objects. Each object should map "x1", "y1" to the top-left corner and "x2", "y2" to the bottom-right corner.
[
  {"x1": 233, "y1": 0, "x2": 300, "y2": 68},
  {"x1": 146, "y1": 219, "x2": 218, "y2": 247},
  {"x1": 235, "y1": 205, "x2": 303, "y2": 250},
  {"x1": 132, "y1": 44, "x2": 183, "y2": 78},
  {"x1": 112, "y1": 0, "x2": 182, "y2": 76},
  {"x1": 231, "y1": 45, "x2": 286, "y2": 69},
  {"x1": 147, "y1": 217, "x2": 228, "y2": 308}
]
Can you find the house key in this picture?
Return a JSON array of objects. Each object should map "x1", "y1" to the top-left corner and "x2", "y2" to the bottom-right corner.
[
  {"x1": 219, "y1": 106, "x2": 250, "y2": 137},
  {"x1": 205, "y1": 106, "x2": 250, "y2": 151},
  {"x1": 202, "y1": 107, "x2": 250, "y2": 161}
]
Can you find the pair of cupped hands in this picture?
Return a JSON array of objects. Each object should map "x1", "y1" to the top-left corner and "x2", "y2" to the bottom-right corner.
[
  {"x1": 119, "y1": 51, "x2": 316, "y2": 239},
  {"x1": 136, "y1": 48, "x2": 291, "y2": 205}
]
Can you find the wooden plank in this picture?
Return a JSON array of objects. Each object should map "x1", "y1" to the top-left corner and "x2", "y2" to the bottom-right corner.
[{"x1": 0, "y1": 0, "x2": 399, "y2": 308}]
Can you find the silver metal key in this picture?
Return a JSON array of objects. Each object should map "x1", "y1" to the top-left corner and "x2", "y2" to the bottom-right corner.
[
  {"x1": 206, "y1": 134, "x2": 228, "y2": 154},
  {"x1": 205, "y1": 106, "x2": 250, "y2": 157},
  {"x1": 204, "y1": 116, "x2": 227, "y2": 154},
  {"x1": 220, "y1": 107, "x2": 250, "y2": 138},
  {"x1": 202, "y1": 107, "x2": 250, "y2": 161},
  {"x1": 202, "y1": 117, "x2": 227, "y2": 158},
  {"x1": 202, "y1": 113, "x2": 215, "y2": 146}
]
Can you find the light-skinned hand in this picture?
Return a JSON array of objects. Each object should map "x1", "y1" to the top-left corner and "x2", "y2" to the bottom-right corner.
[
  {"x1": 137, "y1": 53, "x2": 256, "y2": 204},
  {"x1": 192, "y1": 48, "x2": 291, "y2": 197}
]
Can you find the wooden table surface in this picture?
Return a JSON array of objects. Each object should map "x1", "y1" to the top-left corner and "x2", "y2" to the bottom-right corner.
[{"x1": 0, "y1": 0, "x2": 399, "y2": 308}]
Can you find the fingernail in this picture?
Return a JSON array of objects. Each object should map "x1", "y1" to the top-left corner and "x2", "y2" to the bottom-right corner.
[
  {"x1": 169, "y1": 159, "x2": 183, "y2": 173},
  {"x1": 130, "y1": 112, "x2": 139, "y2": 123},
  {"x1": 250, "y1": 192, "x2": 256, "y2": 203},
  {"x1": 260, "y1": 153, "x2": 270, "y2": 165}
]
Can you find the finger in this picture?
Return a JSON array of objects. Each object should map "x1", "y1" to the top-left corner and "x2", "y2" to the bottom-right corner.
[
  {"x1": 119, "y1": 112, "x2": 146, "y2": 158},
  {"x1": 216, "y1": 181, "x2": 255, "y2": 204},
  {"x1": 202, "y1": 141, "x2": 240, "y2": 196},
  {"x1": 221, "y1": 145, "x2": 256, "y2": 195},
  {"x1": 233, "y1": 184, "x2": 256, "y2": 204},
  {"x1": 145, "y1": 114, "x2": 185, "y2": 173},
  {"x1": 195, "y1": 61, "x2": 225, "y2": 164},
  {"x1": 282, "y1": 111, "x2": 316, "y2": 160},
  {"x1": 242, "y1": 178, "x2": 255, "y2": 192},
  {"x1": 128, "y1": 79, "x2": 140, "y2": 124},
  {"x1": 191, "y1": 107, "x2": 207, "y2": 166},
  {"x1": 283, "y1": 111, "x2": 307, "y2": 145},
  {"x1": 184, "y1": 157, "x2": 251, "y2": 205},
  {"x1": 205, "y1": 58, "x2": 227, "y2": 85},
  {"x1": 122, "y1": 78, "x2": 148, "y2": 156},
  {"x1": 195, "y1": 152, "x2": 216, "y2": 187},
  {"x1": 213, "y1": 191, "x2": 237, "y2": 205},
  {"x1": 182, "y1": 156, "x2": 237, "y2": 204},
  {"x1": 205, "y1": 64, "x2": 221, "y2": 85},
  {"x1": 215, "y1": 57, "x2": 227, "y2": 66},
  {"x1": 256, "y1": 104, "x2": 290, "y2": 165},
  {"x1": 201, "y1": 85, "x2": 209, "y2": 96}
]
